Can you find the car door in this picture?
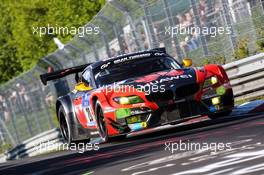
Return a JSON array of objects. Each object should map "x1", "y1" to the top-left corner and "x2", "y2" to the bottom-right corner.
[{"x1": 73, "y1": 69, "x2": 97, "y2": 129}]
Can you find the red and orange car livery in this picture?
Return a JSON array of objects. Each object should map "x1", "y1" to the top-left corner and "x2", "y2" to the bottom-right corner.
[{"x1": 40, "y1": 48, "x2": 234, "y2": 143}]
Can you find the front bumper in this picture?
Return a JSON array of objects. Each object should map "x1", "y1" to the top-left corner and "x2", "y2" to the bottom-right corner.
[{"x1": 106, "y1": 85, "x2": 234, "y2": 135}]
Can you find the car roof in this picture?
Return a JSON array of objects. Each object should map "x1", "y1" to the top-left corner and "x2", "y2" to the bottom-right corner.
[{"x1": 88, "y1": 48, "x2": 168, "y2": 71}]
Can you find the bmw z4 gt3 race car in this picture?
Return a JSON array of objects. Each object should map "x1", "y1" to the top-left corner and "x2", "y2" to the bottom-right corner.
[{"x1": 40, "y1": 48, "x2": 234, "y2": 143}]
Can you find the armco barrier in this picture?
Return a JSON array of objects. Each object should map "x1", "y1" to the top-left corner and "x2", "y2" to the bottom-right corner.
[
  {"x1": 0, "y1": 128, "x2": 63, "y2": 162},
  {"x1": 224, "y1": 53, "x2": 264, "y2": 101},
  {"x1": 1, "y1": 53, "x2": 264, "y2": 162}
]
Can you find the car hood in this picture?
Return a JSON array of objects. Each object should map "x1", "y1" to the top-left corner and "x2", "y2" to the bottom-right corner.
[{"x1": 116, "y1": 68, "x2": 197, "y2": 90}]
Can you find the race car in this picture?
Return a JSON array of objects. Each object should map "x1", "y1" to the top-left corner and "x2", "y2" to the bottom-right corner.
[{"x1": 40, "y1": 48, "x2": 234, "y2": 143}]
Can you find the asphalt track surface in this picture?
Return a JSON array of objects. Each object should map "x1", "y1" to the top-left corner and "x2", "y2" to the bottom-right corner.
[{"x1": 1, "y1": 104, "x2": 264, "y2": 175}]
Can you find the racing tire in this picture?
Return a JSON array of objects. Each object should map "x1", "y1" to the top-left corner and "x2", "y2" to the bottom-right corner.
[
  {"x1": 95, "y1": 101, "x2": 109, "y2": 143},
  {"x1": 58, "y1": 105, "x2": 73, "y2": 144},
  {"x1": 71, "y1": 138, "x2": 91, "y2": 145},
  {"x1": 208, "y1": 110, "x2": 232, "y2": 120}
]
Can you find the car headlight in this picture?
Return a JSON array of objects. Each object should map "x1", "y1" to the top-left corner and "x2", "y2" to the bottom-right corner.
[
  {"x1": 211, "y1": 76, "x2": 218, "y2": 85},
  {"x1": 113, "y1": 96, "x2": 144, "y2": 105},
  {"x1": 204, "y1": 76, "x2": 218, "y2": 87}
]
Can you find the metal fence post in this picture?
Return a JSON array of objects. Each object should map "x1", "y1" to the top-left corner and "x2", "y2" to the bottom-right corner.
[
  {"x1": 59, "y1": 50, "x2": 76, "y2": 67},
  {"x1": 15, "y1": 89, "x2": 34, "y2": 137},
  {"x1": 0, "y1": 123, "x2": 5, "y2": 144},
  {"x1": 162, "y1": 0, "x2": 183, "y2": 61},
  {"x1": 221, "y1": 0, "x2": 237, "y2": 51},
  {"x1": 190, "y1": 0, "x2": 209, "y2": 56},
  {"x1": 6, "y1": 98, "x2": 20, "y2": 144},
  {"x1": 0, "y1": 118, "x2": 16, "y2": 146},
  {"x1": 88, "y1": 23, "x2": 111, "y2": 58},
  {"x1": 39, "y1": 83, "x2": 55, "y2": 129},
  {"x1": 141, "y1": 0, "x2": 158, "y2": 48},
  {"x1": 67, "y1": 44, "x2": 87, "y2": 63},
  {"x1": 43, "y1": 56, "x2": 63, "y2": 70},
  {"x1": 79, "y1": 37, "x2": 100, "y2": 61},
  {"x1": 101, "y1": 32, "x2": 111, "y2": 58},
  {"x1": 98, "y1": 15, "x2": 126, "y2": 54},
  {"x1": 109, "y1": 1, "x2": 143, "y2": 50},
  {"x1": 261, "y1": 0, "x2": 264, "y2": 13},
  {"x1": 29, "y1": 74, "x2": 54, "y2": 130},
  {"x1": 126, "y1": 12, "x2": 144, "y2": 50}
]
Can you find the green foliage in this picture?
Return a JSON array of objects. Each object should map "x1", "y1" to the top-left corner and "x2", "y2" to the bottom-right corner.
[
  {"x1": 201, "y1": 55, "x2": 226, "y2": 66},
  {"x1": 0, "y1": 143, "x2": 12, "y2": 154},
  {"x1": 251, "y1": 3, "x2": 264, "y2": 53},
  {"x1": 256, "y1": 38, "x2": 264, "y2": 52},
  {"x1": 255, "y1": 25, "x2": 264, "y2": 52},
  {"x1": 233, "y1": 38, "x2": 249, "y2": 59},
  {"x1": 0, "y1": 0, "x2": 105, "y2": 84}
]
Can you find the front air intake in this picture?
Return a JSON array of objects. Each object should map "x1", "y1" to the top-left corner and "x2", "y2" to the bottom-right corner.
[
  {"x1": 175, "y1": 84, "x2": 200, "y2": 98},
  {"x1": 146, "y1": 90, "x2": 174, "y2": 102}
]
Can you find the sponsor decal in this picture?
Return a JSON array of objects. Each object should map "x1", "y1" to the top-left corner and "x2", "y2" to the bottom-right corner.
[
  {"x1": 101, "y1": 62, "x2": 111, "y2": 69},
  {"x1": 158, "y1": 75, "x2": 192, "y2": 83},
  {"x1": 90, "y1": 131, "x2": 99, "y2": 135},
  {"x1": 154, "y1": 52, "x2": 165, "y2": 56},
  {"x1": 135, "y1": 70, "x2": 185, "y2": 83},
  {"x1": 87, "y1": 121, "x2": 97, "y2": 127},
  {"x1": 101, "y1": 52, "x2": 166, "y2": 69},
  {"x1": 113, "y1": 53, "x2": 151, "y2": 64},
  {"x1": 145, "y1": 74, "x2": 193, "y2": 85},
  {"x1": 81, "y1": 93, "x2": 96, "y2": 127},
  {"x1": 82, "y1": 93, "x2": 90, "y2": 107}
]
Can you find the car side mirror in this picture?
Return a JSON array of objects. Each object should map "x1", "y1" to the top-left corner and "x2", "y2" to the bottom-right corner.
[
  {"x1": 74, "y1": 82, "x2": 92, "y2": 91},
  {"x1": 75, "y1": 73, "x2": 80, "y2": 83},
  {"x1": 182, "y1": 58, "x2": 192, "y2": 67}
]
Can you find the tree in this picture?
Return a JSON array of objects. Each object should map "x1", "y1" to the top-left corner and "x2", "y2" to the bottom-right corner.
[{"x1": 0, "y1": 0, "x2": 105, "y2": 84}]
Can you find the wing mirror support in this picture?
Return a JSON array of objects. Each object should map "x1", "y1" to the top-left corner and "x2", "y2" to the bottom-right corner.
[{"x1": 75, "y1": 73, "x2": 80, "y2": 83}]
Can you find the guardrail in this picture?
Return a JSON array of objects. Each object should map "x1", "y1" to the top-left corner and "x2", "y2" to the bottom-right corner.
[
  {"x1": 1, "y1": 53, "x2": 263, "y2": 162},
  {"x1": 0, "y1": 128, "x2": 63, "y2": 162},
  {"x1": 224, "y1": 53, "x2": 264, "y2": 101}
]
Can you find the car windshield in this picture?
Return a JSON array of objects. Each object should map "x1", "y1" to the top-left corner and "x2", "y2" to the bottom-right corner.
[{"x1": 93, "y1": 56, "x2": 181, "y2": 87}]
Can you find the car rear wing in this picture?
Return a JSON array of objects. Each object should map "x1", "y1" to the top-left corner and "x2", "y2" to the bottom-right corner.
[{"x1": 40, "y1": 63, "x2": 91, "y2": 85}]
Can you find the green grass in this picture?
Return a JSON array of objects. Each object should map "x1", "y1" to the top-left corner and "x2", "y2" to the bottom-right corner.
[
  {"x1": 0, "y1": 143, "x2": 12, "y2": 154},
  {"x1": 235, "y1": 96, "x2": 264, "y2": 105}
]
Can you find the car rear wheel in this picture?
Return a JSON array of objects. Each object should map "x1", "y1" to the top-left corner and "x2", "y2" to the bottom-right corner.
[
  {"x1": 58, "y1": 106, "x2": 72, "y2": 144},
  {"x1": 95, "y1": 101, "x2": 109, "y2": 142}
]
